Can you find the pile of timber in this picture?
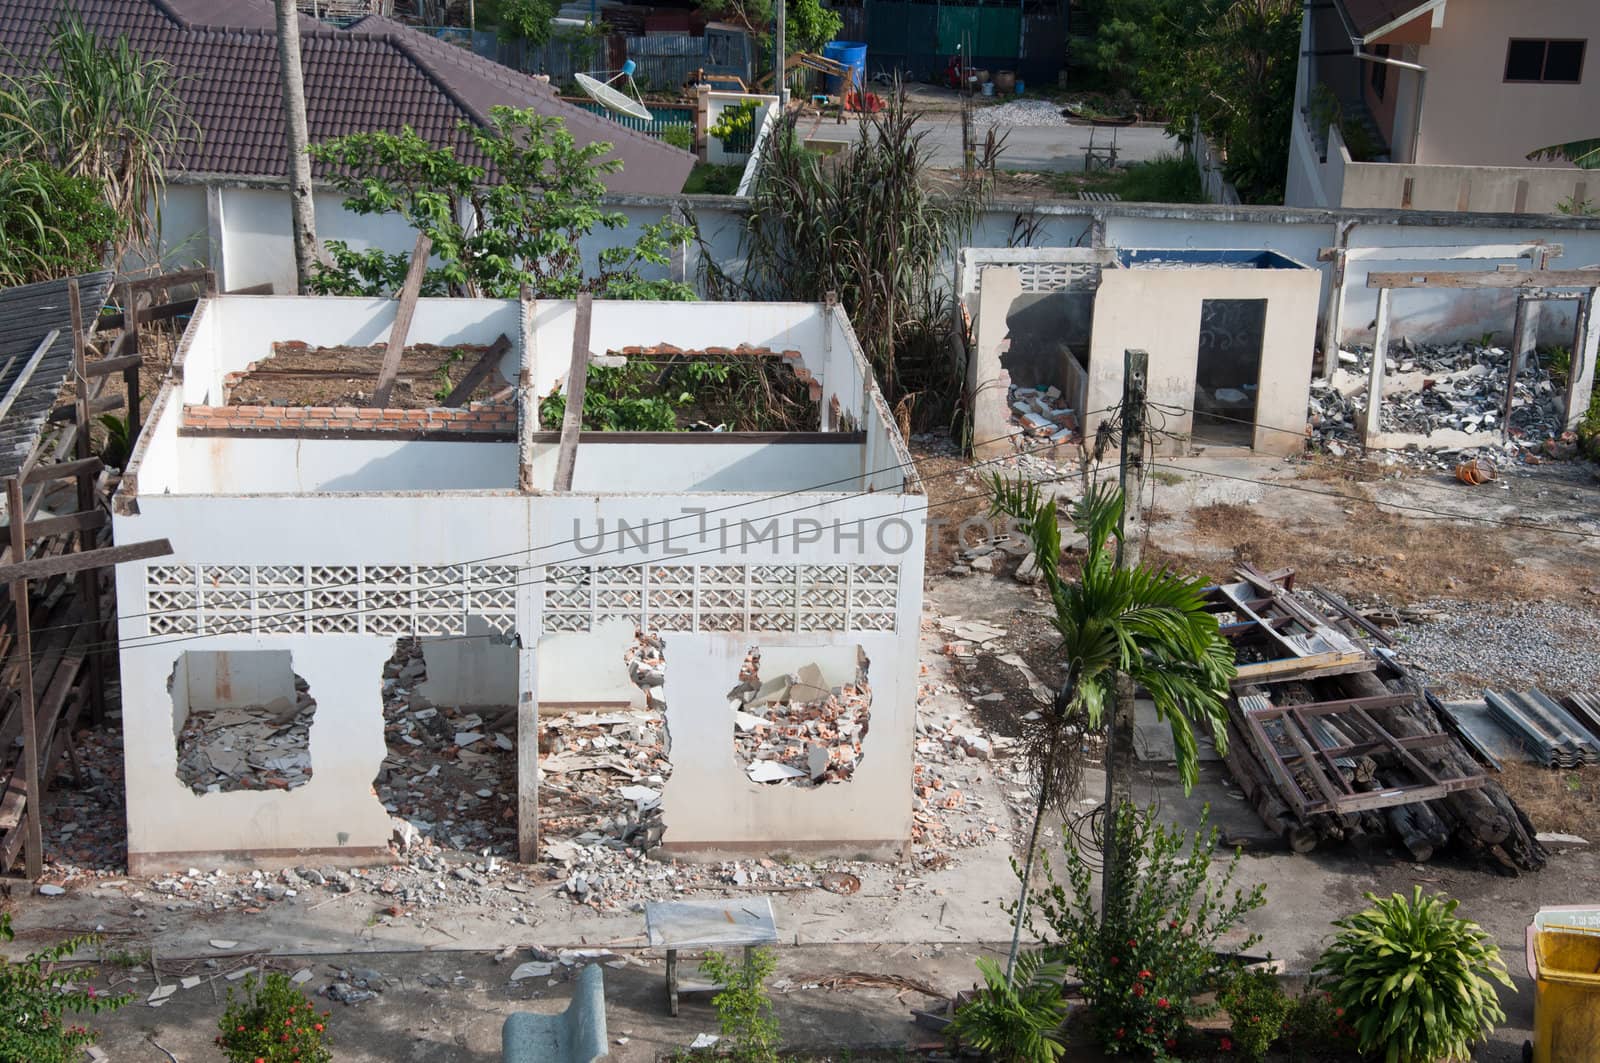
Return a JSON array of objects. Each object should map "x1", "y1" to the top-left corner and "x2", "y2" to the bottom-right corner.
[{"x1": 1212, "y1": 566, "x2": 1545, "y2": 874}]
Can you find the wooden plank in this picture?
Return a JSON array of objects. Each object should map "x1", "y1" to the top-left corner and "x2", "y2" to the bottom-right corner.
[
  {"x1": 123, "y1": 267, "x2": 212, "y2": 293},
  {"x1": 1367, "y1": 269, "x2": 1600, "y2": 289},
  {"x1": 553, "y1": 293, "x2": 594, "y2": 493},
  {"x1": 1362, "y1": 287, "x2": 1391, "y2": 445},
  {"x1": 0, "y1": 330, "x2": 60, "y2": 425},
  {"x1": 370, "y1": 233, "x2": 433, "y2": 407},
  {"x1": 22, "y1": 457, "x2": 102, "y2": 486},
  {"x1": 441, "y1": 334, "x2": 512, "y2": 407},
  {"x1": 6, "y1": 477, "x2": 42, "y2": 878},
  {"x1": 1311, "y1": 584, "x2": 1396, "y2": 646},
  {"x1": 49, "y1": 394, "x2": 122, "y2": 423},
  {"x1": 0, "y1": 510, "x2": 106, "y2": 543},
  {"x1": 0, "y1": 537, "x2": 171, "y2": 584},
  {"x1": 84, "y1": 354, "x2": 142, "y2": 378}
]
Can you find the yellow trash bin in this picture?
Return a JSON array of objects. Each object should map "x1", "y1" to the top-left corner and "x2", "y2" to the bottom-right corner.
[{"x1": 1528, "y1": 923, "x2": 1600, "y2": 1063}]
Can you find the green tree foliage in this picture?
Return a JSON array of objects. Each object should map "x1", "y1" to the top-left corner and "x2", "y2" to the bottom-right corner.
[
  {"x1": 307, "y1": 107, "x2": 693, "y2": 300},
  {"x1": 700, "y1": 947, "x2": 779, "y2": 1063},
  {"x1": 485, "y1": 0, "x2": 561, "y2": 45},
  {"x1": 948, "y1": 952, "x2": 1069, "y2": 1063},
  {"x1": 698, "y1": 0, "x2": 842, "y2": 57},
  {"x1": 1080, "y1": 0, "x2": 1299, "y2": 203},
  {"x1": 0, "y1": 8, "x2": 189, "y2": 264},
  {"x1": 0, "y1": 159, "x2": 119, "y2": 287},
  {"x1": 0, "y1": 913, "x2": 129, "y2": 1063},
  {"x1": 1314, "y1": 888, "x2": 1513, "y2": 1063}
]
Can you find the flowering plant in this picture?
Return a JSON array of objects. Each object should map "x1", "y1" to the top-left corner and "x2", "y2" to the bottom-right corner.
[
  {"x1": 216, "y1": 973, "x2": 332, "y2": 1063},
  {"x1": 0, "y1": 911, "x2": 129, "y2": 1063}
]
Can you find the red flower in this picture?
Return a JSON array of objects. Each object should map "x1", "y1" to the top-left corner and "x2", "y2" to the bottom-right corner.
[
  {"x1": 1169, "y1": 919, "x2": 1179, "y2": 929},
  {"x1": 315, "y1": 1023, "x2": 325, "y2": 1032},
  {"x1": 1110, "y1": 955, "x2": 1120, "y2": 965},
  {"x1": 1220, "y1": 1036, "x2": 1234, "y2": 1052},
  {"x1": 1133, "y1": 984, "x2": 1146, "y2": 997},
  {"x1": 1165, "y1": 1038, "x2": 1178, "y2": 1050},
  {"x1": 1335, "y1": 1006, "x2": 1345, "y2": 1017},
  {"x1": 1115, "y1": 1028, "x2": 1125, "y2": 1039},
  {"x1": 1144, "y1": 1025, "x2": 1155, "y2": 1035},
  {"x1": 1138, "y1": 969, "x2": 1151, "y2": 979},
  {"x1": 1127, "y1": 938, "x2": 1137, "y2": 947},
  {"x1": 1157, "y1": 997, "x2": 1170, "y2": 1009},
  {"x1": 237, "y1": 1026, "x2": 246, "y2": 1033}
]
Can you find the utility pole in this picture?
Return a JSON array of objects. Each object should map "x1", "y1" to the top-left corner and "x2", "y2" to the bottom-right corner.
[
  {"x1": 1102, "y1": 347, "x2": 1147, "y2": 912},
  {"x1": 274, "y1": 0, "x2": 320, "y2": 295},
  {"x1": 774, "y1": 0, "x2": 788, "y2": 109}
]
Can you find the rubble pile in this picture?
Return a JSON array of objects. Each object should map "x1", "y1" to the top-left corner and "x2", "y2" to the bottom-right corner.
[
  {"x1": 730, "y1": 648, "x2": 871, "y2": 786},
  {"x1": 1008, "y1": 384, "x2": 1079, "y2": 445},
  {"x1": 175, "y1": 683, "x2": 316, "y2": 795},
  {"x1": 1308, "y1": 341, "x2": 1573, "y2": 463},
  {"x1": 376, "y1": 641, "x2": 518, "y2": 854}
]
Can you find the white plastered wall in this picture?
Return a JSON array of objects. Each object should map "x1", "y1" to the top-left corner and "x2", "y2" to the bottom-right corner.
[{"x1": 1086, "y1": 265, "x2": 1321, "y2": 455}]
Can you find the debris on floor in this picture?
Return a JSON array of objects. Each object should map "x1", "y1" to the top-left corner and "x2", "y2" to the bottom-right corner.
[
  {"x1": 1008, "y1": 384, "x2": 1079, "y2": 445},
  {"x1": 732, "y1": 648, "x2": 871, "y2": 786},
  {"x1": 175, "y1": 685, "x2": 316, "y2": 795},
  {"x1": 1308, "y1": 340, "x2": 1572, "y2": 465}
]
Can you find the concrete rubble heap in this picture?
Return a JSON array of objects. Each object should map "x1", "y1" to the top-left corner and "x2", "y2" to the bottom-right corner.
[
  {"x1": 1008, "y1": 384, "x2": 1079, "y2": 446},
  {"x1": 730, "y1": 647, "x2": 871, "y2": 786},
  {"x1": 1308, "y1": 340, "x2": 1576, "y2": 464},
  {"x1": 175, "y1": 685, "x2": 316, "y2": 795}
]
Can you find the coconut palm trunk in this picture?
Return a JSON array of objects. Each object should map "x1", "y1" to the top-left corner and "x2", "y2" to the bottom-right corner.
[{"x1": 274, "y1": 0, "x2": 320, "y2": 293}]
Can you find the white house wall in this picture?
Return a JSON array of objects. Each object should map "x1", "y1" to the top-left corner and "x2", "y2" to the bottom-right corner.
[
  {"x1": 528, "y1": 442, "x2": 866, "y2": 493},
  {"x1": 169, "y1": 437, "x2": 519, "y2": 495}
]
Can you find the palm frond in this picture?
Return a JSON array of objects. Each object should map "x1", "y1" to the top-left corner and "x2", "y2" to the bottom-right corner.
[{"x1": 1527, "y1": 137, "x2": 1600, "y2": 169}]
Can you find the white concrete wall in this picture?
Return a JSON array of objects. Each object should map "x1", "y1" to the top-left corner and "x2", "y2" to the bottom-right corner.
[
  {"x1": 420, "y1": 619, "x2": 520, "y2": 708},
  {"x1": 1086, "y1": 263, "x2": 1321, "y2": 455},
  {"x1": 529, "y1": 441, "x2": 865, "y2": 493},
  {"x1": 170, "y1": 437, "x2": 519, "y2": 495},
  {"x1": 1339, "y1": 158, "x2": 1596, "y2": 214}
]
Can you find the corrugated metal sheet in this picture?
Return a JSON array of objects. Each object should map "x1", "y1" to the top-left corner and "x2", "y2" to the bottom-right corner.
[
  {"x1": 0, "y1": 271, "x2": 113, "y2": 487},
  {"x1": 1483, "y1": 689, "x2": 1600, "y2": 768}
]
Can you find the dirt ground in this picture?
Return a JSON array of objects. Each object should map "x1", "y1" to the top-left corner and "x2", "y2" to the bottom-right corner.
[{"x1": 226, "y1": 342, "x2": 504, "y2": 409}]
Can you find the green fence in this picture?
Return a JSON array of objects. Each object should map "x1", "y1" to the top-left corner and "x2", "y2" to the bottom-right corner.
[
  {"x1": 564, "y1": 100, "x2": 695, "y2": 142},
  {"x1": 854, "y1": 1, "x2": 1064, "y2": 84}
]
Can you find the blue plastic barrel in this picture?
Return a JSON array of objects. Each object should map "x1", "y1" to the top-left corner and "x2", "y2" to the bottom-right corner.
[{"x1": 822, "y1": 40, "x2": 867, "y2": 94}]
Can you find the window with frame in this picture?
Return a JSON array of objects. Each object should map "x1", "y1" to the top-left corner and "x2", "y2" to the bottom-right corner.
[
  {"x1": 1370, "y1": 44, "x2": 1389, "y2": 99},
  {"x1": 1505, "y1": 38, "x2": 1586, "y2": 83}
]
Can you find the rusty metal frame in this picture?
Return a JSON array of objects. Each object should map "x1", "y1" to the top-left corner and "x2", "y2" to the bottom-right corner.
[{"x1": 1237, "y1": 693, "x2": 1487, "y2": 818}]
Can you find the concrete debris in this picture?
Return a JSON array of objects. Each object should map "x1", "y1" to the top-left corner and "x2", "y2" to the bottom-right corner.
[
  {"x1": 732, "y1": 648, "x2": 871, "y2": 786},
  {"x1": 37, "y1": 883, "x2": 65, "y2": 896},
  {"x1": 175, "y1": 687, "x2": 316, "y2": 795},
  {"x1": 972, "y1": 98, "x2": 1067, "y2": 127},
  {"x1": 1308, "y1": 341, "x2": 1572, "y2": 468},
  {"x1": 1007, "y1": 384, "x2": 1079, "y2": 444}
]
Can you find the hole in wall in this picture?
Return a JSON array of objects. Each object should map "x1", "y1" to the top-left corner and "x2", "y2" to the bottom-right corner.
[
  {"x1": 1193, "y1": 297, "x2": 1266, "y2": 447},
  {"x1": 537, "y1": 630, "x2": 671, "y2": 859},
  {"x1": 171, "y1": 649, "x2": 315, "y2": 794},
  {"x1": 375, "y1": 626, "x2": 519, "y2": 855},
  {"x1": 731, "y1": 645, "x2": 871, "y2": 786}
]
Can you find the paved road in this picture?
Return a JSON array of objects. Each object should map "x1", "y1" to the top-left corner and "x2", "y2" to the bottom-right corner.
[{"x1": 796, "y1": 111, "x2": 1180, "y2": 173}]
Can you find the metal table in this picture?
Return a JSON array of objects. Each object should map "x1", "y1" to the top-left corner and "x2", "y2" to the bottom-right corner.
[{"x1": 644, "y1": 897, "x2": 779, "y2": 1016}]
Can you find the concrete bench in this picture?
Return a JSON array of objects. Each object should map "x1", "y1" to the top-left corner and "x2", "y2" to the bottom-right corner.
[{"x1": 502, "y1": 964, "x2": 609, "y2": 1063}]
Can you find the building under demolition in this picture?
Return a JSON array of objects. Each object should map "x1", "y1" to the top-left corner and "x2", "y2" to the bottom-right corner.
[{"x1": 113, "y1": 293, "x2": 926, "y2": 874}]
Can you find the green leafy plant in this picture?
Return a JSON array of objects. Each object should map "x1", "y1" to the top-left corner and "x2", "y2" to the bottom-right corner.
[
  {"x1": 697, "y1": 0, "x2": 840, "y2": 56},
  {"x1": 307, "y1": 107, "x2": 694, "y2": 301},
  {"x1": 0, "y1": 8, "x2": 190, "y2": 263},
  {"x1": 488, "y1": 0, "x2": 560, "y2": 45},
  {"x1": 948, "y1": 952, "x2": 1068, "y2": 1063},
  {"x1": 1280, "y1": 982, "x2": 1360, "y2": 1059},
  {"x1": 1313, "y1": 887, "x2": 1512, "y2": 1063},
  {"x1": 0, "y1": 158, "x2": 119, "y2": 286},
  {"x1": 1218, "y1": 968, "x2": 1293, "y2": 1061},
  {"x1": 1020, "y1": 804, "x2": 1265, "y2": 1057},
  {"x1": 215, "y1": 972, "x2": 332, "y2": 1063},
  {"x1": 662, "y1": 124, "x2": 695, "y2": 151},
  {"x1": 0, "y1": 912, "x2": 129, "y2": 1063},
  {"x1": 709, "y1": 99, "x2": 762, "y2": 148},
  {"x1": 700, "y1": 947, "x2": 779, "y2": 1063},
  {"x1": 97, "y1": 413, "x2": 131, "y2": 470}
]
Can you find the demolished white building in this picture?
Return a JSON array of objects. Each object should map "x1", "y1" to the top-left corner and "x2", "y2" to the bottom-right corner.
[{"x1": 113, "y1": 294, "x2": 926, "y2": 874}]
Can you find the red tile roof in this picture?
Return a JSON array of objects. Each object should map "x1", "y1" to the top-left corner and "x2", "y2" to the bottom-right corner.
[{"x1": 0, "y1": 0, "x2": 693, "y2": 193}]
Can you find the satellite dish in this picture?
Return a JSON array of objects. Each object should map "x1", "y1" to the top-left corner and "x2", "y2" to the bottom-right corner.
[{"x1": 574, "y1": 61, "x2": 653, "y2": 122}]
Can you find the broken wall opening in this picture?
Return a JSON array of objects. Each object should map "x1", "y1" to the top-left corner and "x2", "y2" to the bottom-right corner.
[
  {"x1": 731, "y1": 644, "x2": 871, "y2": 787},
  {"x1": 171, "y1": 650, "x2": 316, "y2": 794},
  {"x1": 377, "y1": 624, "x2": 520, "y2": 855},
  {"x1": 538, "y1": 631, "x2": 672, "y2": 867},
  {"x1": 1193, "y1": 298, "x2": 1266, "y2": 446}
]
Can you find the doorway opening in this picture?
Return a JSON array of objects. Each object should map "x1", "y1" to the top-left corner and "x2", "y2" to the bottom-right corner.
[{"x1": 1193, "y1": 298, "x2": 1266, "y2": 446}]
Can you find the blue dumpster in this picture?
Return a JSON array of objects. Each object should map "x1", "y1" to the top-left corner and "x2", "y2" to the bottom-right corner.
[{"x1": 822, "y1": 40, "x2": 867, "y2": 93}]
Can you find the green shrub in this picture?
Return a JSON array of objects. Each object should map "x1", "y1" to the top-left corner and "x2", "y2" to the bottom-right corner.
[
  {"x1": 1218, "y1": 968, "x2": 1292, "y2": 1061},
  {"x1": 216, "y1": 972, "x2": 332, "y2": 1063},
  {"x1": 1021, "y1": 805, "x2": 1266, "y2": 1057},
  {"x1": 700, "y1": 947, "x2": 778, "y2": 1063},
  {"x1": 1110, "y1": 154, "x2": 1203, "y2": 204},
  {"x1": 1314, "y1": 887, "x2": 1512, "y2": 1063},
  {"x1": 662, "y1": 125, "x2": 695, "y2": 151},
  {"x1": 0, "y1": 913, "x2": 129, "y2": 1063},
  {"x1": 1279, "y1": 983, "x2": 1359, "y2": 1059},
  {"x1": 709, "y1": 100, "x2": 762, "y2": 145},
  {"x1": 948, "y1": 952, "x2": 1068, "y2": 1063},
  {"x1": 0, "y1": 159, "x2": 119, "y2": 286}
]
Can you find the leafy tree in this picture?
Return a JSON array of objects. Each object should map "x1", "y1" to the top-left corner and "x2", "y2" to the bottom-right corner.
[
  {"x1": 0, "y1": 8, "x2": 189, "y2": 264},
  {"x1": 985, "y1": 478, "x2": 1234, "y2": 982},
  {"x1": 698, "y1": 0, "x2": 842, "y2": 58},
  {"x1": 486, "y1": 0, "x2": 561, "y2": 46},
  {"x1": 307, "y1": 107, "x2": 693, "y2": 300},
  {"x1": 0, "y1": 913, "x2": 129, "y2": 1063},
  {"x1": 0, "y1": 159, "x2": 119, "y2": 287}
]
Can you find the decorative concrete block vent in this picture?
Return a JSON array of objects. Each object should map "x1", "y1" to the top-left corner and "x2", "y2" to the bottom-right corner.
[
  {"x1": 730, "y1": 646, "x2": 871, "y2": 786},
  {"x1": 170, "y1": 650, "x2": 316, "y2": 794}
]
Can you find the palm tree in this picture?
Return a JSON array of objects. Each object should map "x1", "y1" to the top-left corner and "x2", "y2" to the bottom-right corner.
[{"x1": 986, "y1": 476, "x2": 1235, "y2": 981}]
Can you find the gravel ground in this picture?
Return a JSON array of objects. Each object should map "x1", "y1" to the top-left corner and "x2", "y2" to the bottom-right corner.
[
  {"x1": 972, "y1": 98, "x2": 1067, "y2": 127},
  {"x1": 1393, "y1": 598, "x2": 1600, "y2": 698}
]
